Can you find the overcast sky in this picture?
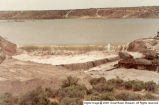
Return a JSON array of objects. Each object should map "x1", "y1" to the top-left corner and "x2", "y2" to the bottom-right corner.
[{"x1": 0, "y1": 0, "x2": 159, "y2": 10}]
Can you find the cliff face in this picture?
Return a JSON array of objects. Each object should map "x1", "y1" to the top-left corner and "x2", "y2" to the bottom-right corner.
[{"x1": 1, "y1": 6, "x2": 159, "y2": 19}]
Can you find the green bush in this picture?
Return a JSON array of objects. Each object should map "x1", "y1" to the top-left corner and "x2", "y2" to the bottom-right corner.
[
  {"x1": 85, "y1": 93, "x2": 101, "y2": 101},
  {"x1": 86, "y1": 89, "x2": 94, "y2": 95},
  {"x1": 45, "y1": 88, "x2": 58, "y2": 98},
  {"x1": 115, "y1": 92, "x2": 133, "y2": 101},
  {"x1": 107, "y1": 77, "x2": 124, "y2": 87},
  {"x1": 57, "y1": 85, "x2": 87, "y2": 101},
  {"x1": 114, "y1": 77, "x2": 124, "y2": 87},
  {"x1": 144, "y1": 81, "x2": 157, "y2": 91},
  {"x1": 130, "y1": 94, "x2": 143, "y2": 100},
  {"x1": 124, "y1": 81, "x2": 133, "y2": 90},
  {"x1": 100, "y1": 93, "x2": 116, "y2": 101},
  {"x1": 62, "y1": 76, "x2": 79, "y2": 88},
  {"x1": 50, "y1": 102, "x2": 59, "y2": 105},
  {"x1": 132, "y1": 80, "x2": 144, "y2": 91},
  {"x1": 144, "y1": 93, "x2": 157, "y2": 100},
  {"x1": 93, "y1": 84, "x2": 114, "y2": 93},
  {"x1": 60, "y1": 97, "x2": 82, "y2": 105},
  {"x1": 89, "y1": 77, "x2": 106, "y2": 86},
  {"x1": 18, "y1": 87, "x2": 51, "y2": 105},
  {"x1": 0, "y1": 93, "x2": 18, "y2": 105}
]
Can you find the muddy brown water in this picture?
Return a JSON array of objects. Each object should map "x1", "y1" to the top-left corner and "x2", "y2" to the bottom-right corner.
[{"x1": 0, "y1": 19, "x2": 159, "y2": 44}]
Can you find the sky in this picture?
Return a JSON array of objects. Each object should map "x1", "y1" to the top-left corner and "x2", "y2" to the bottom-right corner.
[{"x1": 0, "y1": 0, "x2": 159, "y2": 10}]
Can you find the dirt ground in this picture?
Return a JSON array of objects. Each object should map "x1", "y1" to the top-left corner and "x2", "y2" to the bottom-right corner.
[
  {"x1": 0, "y1": 58, "x2": 91, "y2": 96},
  {"x1": 1, "y1": 50, "x2": 159, "y2": 96}
]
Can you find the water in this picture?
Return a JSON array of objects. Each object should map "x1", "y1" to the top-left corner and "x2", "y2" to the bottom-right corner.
[{"x1": 0, "y1": 19, "x2": 159, "y2": 44}]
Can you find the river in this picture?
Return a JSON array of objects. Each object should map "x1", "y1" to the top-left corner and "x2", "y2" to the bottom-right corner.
[{"x1": 0, "y1": 19, "x2": 159, "y2": 44}]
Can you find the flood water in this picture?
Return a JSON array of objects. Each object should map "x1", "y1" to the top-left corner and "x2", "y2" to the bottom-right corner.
[{"x1": 0, "y1": 19, "x2": 159, "y2": 44}]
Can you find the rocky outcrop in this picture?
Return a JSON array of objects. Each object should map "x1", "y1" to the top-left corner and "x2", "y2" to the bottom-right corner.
[
  {"x1": 118, "y1": 37, "x2": 159, "y2": 72},
  {"x1": 57, "y1": 56, "x2": 119, "y2": 70},
  {"x1": 127, "y1": 38, "x2": 159, "y2": 53},
  {"x1": 119, "y1": 52, "x2": 133, "y2": 59},
  {"x1": 1, "y1": 6, "x2": 159, "y2": 19},
  {"x1": 0, "y1": 36, "x2": 16, "y2": 64}
]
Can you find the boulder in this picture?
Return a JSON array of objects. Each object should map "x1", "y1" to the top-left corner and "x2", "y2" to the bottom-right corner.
[
  {"x1": 127, "y1": 38, "x2": 159, "y2": 53},
  {"x1": 119, "y1": 52, "x2": 133, "y2": 59},
  {"x1": 133, "y1": 58, "x2": 152, "y2": 65}
]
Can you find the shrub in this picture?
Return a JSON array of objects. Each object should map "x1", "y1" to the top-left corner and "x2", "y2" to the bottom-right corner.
[
  {"x1": 62, "y1": 76, "x2": 79, "y2": 88},
  {"x1": 130, "y1": 94, "x2": 143, "y2": 100},
  {"x1": 59, "y1": 97, "x2": 82, "y2": 105},
  {"x1": 115, "y1": 92, "x2": 132, "y2": 101},
  {"x1": 89, "y1": 77, "x2": 106, "y2": 86},
  {"x1": 106, "y1": 79, "x2": 117, "y2": 85},
  {"x1": 124, "y1": 81, "x2": 133, "y2": 90},
  {"x1": 144, "y1": 93, "x2": 157, "y2": 100},
  {"x1": 0, "y1": 93, "x2": 18, "y2": 105},
  {"x1": 114, "y1": 77, "x2": 124, "y2": 87},
  {"x1": 144, "y1": 81, "x2": 157, "y2": 91},
  {"x1": 18, "y1": 87, "x2": 51, "y2": 105},
  {"x1": 57, "y1": 85, "x2": 87, "y2": 101},
  {"x1": 100, "y1": 93, "x2": 116, "y2": 101},
  {"x1": 93, "y1": 84, "x2": 114, "y2": 93},
  {"x1": 85, "y1": 93, "x2": 101, "y2": 101},
  {"x1": 132, "y1": 80, "x2": 144, "y2": 91},
  {"x1": 86, "y1": 89, "x2": 94, "y2": 95},
  {"x1": 45, "y1": 88, "x2": 58, "y2": 98},
  {"x1": 50, "y1": 102, "x2": 59, "y2": 105},
  {"x1": 107, "y1": 77, "x2": 124, "y2": 87}
]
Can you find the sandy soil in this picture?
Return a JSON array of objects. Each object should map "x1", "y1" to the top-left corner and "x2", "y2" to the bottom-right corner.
[
  {"x1": 13, "y1": 51, "x2": 117, "y2": 65},
  {"x1": 0, "y1": 59, "x2": 91, "y2": 95}
]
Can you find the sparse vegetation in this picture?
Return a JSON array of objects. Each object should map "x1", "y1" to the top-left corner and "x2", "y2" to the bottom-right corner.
[
  {"x1": 45, "y1": 88, "x2": 58, "y2": 98},
  {"x1": 61, "y1": 76, "x2": 79, "y2": 88},
  {"x1": 107, "y1": 77, "x2": 124, "y2": 87},
  {"x1": 0, "y1": 93, "x2": 18, "y2": 105},
  {"x1": 0, "y1": 76, "x2": 158, "y2": 104},
  {"x1": 144, "y1": 93, "x2": 157, "y2": 100},
  {"x1": 144, "y1": 81, "x2": 158, "y2": 92},
  {"x1": 115, "y1": 92, "x2": 132, "y2": 100},
  {"x1": 124, "y1": 80, "x2": 133, "y2": 90},
  {"x1": 18, "y1": 87, "x2": 52, "y2": 105},
  {"x1": 132, "y1": 80, "x2": 144, "y2": 91},
  {"x1": 89, "y1": 77, "x2": 106, "y2": 86}
]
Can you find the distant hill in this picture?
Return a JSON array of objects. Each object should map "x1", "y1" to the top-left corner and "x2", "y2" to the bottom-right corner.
[{"x1": 0, "y1": 6, "x2": 159, "y2": 19}]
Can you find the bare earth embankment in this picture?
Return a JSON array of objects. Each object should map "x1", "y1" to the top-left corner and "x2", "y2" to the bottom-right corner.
[
  {"x1": 0, "y1": 58, "x2": 91, "y2": 95},
  {"x1": 1, "y1": 6, "x2": 159, "y2": 19}
]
